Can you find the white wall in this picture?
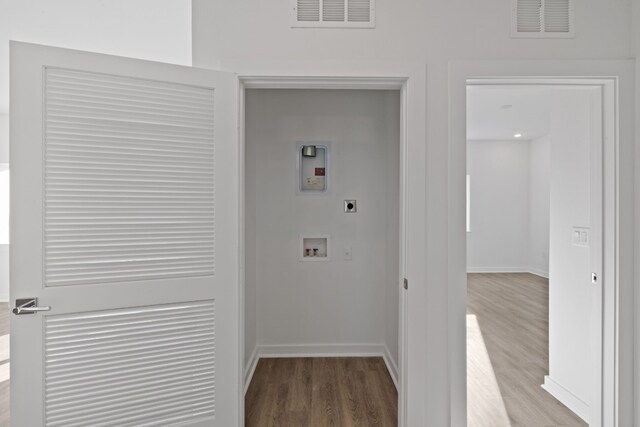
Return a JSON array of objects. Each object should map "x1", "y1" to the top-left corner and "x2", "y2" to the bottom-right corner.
[
  {"x1": 0, "y1": 115, "x2": 7, "y2": 163},
  {"x1": 528, "y1": 137, "x2": 551, "y2": 277},
  {"x1": 466, "y1": 138, "x2": 550, "y2": 277},
  {"x1": 193, "y1": 1, "x2": 636, "y2": 423},
  {"x1": 0, "y1": 0, "x2": 193, "y2": 304},
  {"x1": 544, "y1": 89, "x2": 595, "y2": 414},
  {"x1": 245, "y1": 89, "x2": 400, "y2": 367},
  {"x1": 466, "y1": 140, "x2": 530, "y2": 272},
  {"x1": 0, "y1": 0, "x2": 192, "y2": 115},
  {"x1": 0, "y1": 115, "x2": 7, "y2": 301}
]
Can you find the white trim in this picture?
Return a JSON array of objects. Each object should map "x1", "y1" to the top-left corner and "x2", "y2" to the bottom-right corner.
[
  {"x1": 241, "y1": 76, "x2": 406, "y2": 90},
  {"x1": 527, "y1": 267, "x2": 550, "y2": 279},
  {"x1": 450, "y1": 62, "x2": 634, "y2": 427},
  {"x1": 244, "y1": 346, "x2": 259, "y2": 395},
  {"x1": 258, "y1": 343, "x2": 386, "y2": 358},
  {"x1": 466, "y1": 267, "x2": 549, "y2": 278},
  {"x1": 542, "y1": 376, "x2": 589, "y2": 422},
  {"x1": 243, "y1": 344, "x2": 398, "y2": 394},
  {"x1": 467, "y1": 267, "x2": 530, "y2": 274},
  {"x1": 234, "y1": 64, "x2": 422, "y2": 427},
  {"x1": 383, "y1": 345, "x2": 399, "y2": 390}
]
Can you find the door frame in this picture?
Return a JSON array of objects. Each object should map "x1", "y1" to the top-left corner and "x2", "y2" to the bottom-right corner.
[
  {"x1": 449, "y1": 60, "x2": 636, "y2": 426},
  {"x1": 234, "y1": 62, "x2": 427, "y2": 427}
]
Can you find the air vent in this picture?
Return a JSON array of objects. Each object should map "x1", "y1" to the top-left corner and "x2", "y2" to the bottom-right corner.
[
  {"x1": 293, "y1": 0, "x2": 375, "y2": 28},
  {"x1": 512, "y1": 0, "x2": 573, "y2": 38}
]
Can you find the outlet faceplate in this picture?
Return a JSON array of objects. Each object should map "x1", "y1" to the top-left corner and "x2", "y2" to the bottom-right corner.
[{"x1": 344, "y1": 200, "x2": 357, "y2": 213}]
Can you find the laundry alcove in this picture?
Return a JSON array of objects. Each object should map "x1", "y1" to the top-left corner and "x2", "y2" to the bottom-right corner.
[{"x1": 243, "y1": 88, "x2": 401, "y2": 383}]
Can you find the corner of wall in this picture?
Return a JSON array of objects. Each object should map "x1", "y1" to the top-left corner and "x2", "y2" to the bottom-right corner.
[
  {"x1": 383, "y1": 344, "x2": 399, "y2": 390},
  {"x1": 244, "y1": 345, "x2": 259, "y2": 395}
]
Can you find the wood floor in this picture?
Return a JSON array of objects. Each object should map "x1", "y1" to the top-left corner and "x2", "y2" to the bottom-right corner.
[
  {"x1": 0, "y1": 276, "x2": 590, "y2": 427},
  {"x1": 245, "y1": 357, "x2": 397, "y2": 426},
  {"x1": 467, "y1": 273, "x2": 587, "y2": 427}
]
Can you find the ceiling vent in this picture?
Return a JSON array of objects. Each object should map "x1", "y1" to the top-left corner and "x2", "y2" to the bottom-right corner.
[
  {"x1": 293, "y1": 0, "x2": 375, "y2": 28},
  {"x1": 511, "y1": 0, "x2": 574, "y2": 38}
]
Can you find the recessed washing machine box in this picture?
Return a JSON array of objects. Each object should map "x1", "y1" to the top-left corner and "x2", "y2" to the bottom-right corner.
[
  {"x1": 297, "y1": 142, "x2": 330, "y2": 194},
  {"x1": 300, "y1": 235, "x2": 330, "y2": 261}
]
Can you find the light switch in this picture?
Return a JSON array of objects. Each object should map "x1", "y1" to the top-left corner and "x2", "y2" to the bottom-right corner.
[{"x1": 572, "y1": 227, "x2": 590, "y2": 247}]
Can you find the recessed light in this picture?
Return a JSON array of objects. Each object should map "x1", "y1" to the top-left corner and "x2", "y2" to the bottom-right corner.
[{"x1": 514, "y1": 133, "x2": 522, "y2": 138}]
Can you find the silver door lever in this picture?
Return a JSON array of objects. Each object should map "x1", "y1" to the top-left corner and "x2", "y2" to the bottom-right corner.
[{"x1": 13, "y1": 298, "x2": 51, "y2": 315}]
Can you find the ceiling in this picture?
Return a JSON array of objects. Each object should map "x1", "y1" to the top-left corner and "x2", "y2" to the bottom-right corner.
[
  {"x1": 0, "y1": 0, "x2": 192, "y2": 116},
  {"x1": 467, "y1": 85, "x2": 553, "y2": 141}
]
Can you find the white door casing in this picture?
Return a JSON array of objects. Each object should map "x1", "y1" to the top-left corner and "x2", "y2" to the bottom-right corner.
[
  {"x1": 10, "y1": 42, "x2": 240, "y2": 426},
  {"x1": 455, "y1": 69, "x2": 625, "y2": 426}
]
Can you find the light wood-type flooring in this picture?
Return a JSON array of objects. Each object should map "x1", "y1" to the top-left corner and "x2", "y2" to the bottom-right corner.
[
  {"x1": 245, "y1": 357, "x2": 397, "y2": 426},
  {"x1": 467, "y1": 273, "x2": 587, "y2": 427}
]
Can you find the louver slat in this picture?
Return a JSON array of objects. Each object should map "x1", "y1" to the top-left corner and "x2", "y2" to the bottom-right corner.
[
  {"x1": 323, "y1": 0, "x2": 345, "y2": 22},
  {"x1": 297, "y1": 0, "x2": 320, "y2": 21},
  {"x1": 348, "y1": 0, "x2": 371, "y2": 22},
  {"x1": 516, "y1": 0, "x2": 542, "y2": 32},
  {"x1": 544, "y1": 0, "x2": 571, "y2": 32},
  {"x1": 295, "y1": 0, "x2": 373, "y2": 27},
  {"x1": 45, "y1": 301, "x2": 215, "y2": 427},
  {"x1": 44, "y1": 68, "x2": 215, "y2": 287}
]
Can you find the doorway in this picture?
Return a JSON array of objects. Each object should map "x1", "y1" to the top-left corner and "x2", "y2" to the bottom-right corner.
[
  {"x1": 463, "y1": 80, "x2": 615, "y2": 426},
  {"x1": 240, "y1": 86, "x2": 405, "y2": 425}
]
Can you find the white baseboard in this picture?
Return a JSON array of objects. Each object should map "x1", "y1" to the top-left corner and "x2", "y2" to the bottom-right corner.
[
  {"x1": 466, "y1": 266, "x2": 549, "y2": 279},
  {"x1": 527, "y1": 267, "x2": 549, "y2": 278},
  {"x1": 542, "y1": 376, "x2": 589, "y2": 423},
  {"x1": 467, "y1": 267, "x2": 529, "y2": 274},
  {"x1": 244, "y1": 346, "x2": 259, "y2": 395},
  {"x1": 382, "y1": 345, "x2": 399, "y2": 390},
  {"x1": 244, "y1": 343, "x2": 398, "y2": 393},
  {"x1": 258, "y1": 343, "x2": 386, "y2": 358}
]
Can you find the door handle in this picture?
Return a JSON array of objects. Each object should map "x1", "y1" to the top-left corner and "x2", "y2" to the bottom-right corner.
[{"x1": 12, "y1": 298, "x2": 51, "y2": 315}]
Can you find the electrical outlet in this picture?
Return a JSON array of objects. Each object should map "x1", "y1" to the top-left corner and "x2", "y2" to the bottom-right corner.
[{"x1": 344, "y1": 200, "x2": 357, "y2": 213}]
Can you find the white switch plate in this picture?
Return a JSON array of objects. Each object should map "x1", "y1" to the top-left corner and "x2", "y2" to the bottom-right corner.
[
  {"x1": 572, "y1": 227, "x2": 590, "y2": 247},
  {"x1": 343, "y1": 246, "x2": 352, "y2": 261}
]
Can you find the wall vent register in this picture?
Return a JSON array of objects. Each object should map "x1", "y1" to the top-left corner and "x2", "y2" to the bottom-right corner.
[
  {"x1": 293, "y1": 0, "x2": 375, "y2": 28},
  {"x1": 511, "y1": 0, "x2": 574, "y2": 38}
]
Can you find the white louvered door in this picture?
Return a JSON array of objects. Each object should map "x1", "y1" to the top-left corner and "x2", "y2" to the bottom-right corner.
[{"x1": 10, "y1": 42, "x2": 240, "y2": 426}]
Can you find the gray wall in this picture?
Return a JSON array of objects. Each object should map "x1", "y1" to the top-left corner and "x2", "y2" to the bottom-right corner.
[{"x1": 244, "y1": 89, "x2": 400, "y2": 368}]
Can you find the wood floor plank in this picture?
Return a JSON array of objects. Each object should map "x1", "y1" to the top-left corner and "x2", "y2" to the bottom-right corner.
[
  {"x1": 467, "y1": 273, "x2": 587, "y2": 427},
  {"x1": 246, "y1": 357, "x2": 397, "y2": 426}
]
